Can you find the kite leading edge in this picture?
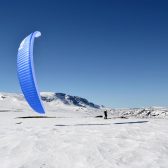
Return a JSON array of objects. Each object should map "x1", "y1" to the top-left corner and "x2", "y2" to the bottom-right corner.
[{"x1": 17, "y1": 31, "x2": 45, "y2": 114}]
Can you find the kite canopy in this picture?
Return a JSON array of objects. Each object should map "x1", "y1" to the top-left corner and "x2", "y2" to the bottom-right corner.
[{"x1": 17, "y1": 31, "x2": 45, "y2": 114}]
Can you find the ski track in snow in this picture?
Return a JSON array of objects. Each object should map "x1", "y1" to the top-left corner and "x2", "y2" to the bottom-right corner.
[{"x1": 0, "y1": 111, "x2": 168, "y2": 168}]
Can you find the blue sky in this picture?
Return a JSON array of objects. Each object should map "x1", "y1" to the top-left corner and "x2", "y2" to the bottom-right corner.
[{"x1": 0, "y1": 0, "x2": 168, "y2": 108}]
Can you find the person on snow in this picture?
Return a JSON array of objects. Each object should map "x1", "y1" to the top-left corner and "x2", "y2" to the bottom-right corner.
[{"x1": 104, "y1": 110, "x2": 108, "y2": 119}]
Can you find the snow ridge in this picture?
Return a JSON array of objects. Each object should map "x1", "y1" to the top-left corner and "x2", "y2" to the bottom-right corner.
[
  {"x1": 0, "y1": 92, "x2": 101, "y2": 110},
  {"x1": 41, "y1": 92, "x2": 100, "y2": 109},
  {"x1": 112, "y1": 107, "x2": 168, "y2": 119}
]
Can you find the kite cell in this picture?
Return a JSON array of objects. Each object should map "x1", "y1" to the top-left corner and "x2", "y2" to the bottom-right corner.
[{"x1": 17, "y1": 31, "x2": 45, "y2": 114}]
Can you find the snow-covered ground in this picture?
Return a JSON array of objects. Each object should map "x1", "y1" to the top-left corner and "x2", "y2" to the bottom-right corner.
[
  {"x1": 0, "y1": 111, "x2": 168, "y2": 168},
  {"x1": 0, "y1": 93, "x2": 168, "y2": 168}
]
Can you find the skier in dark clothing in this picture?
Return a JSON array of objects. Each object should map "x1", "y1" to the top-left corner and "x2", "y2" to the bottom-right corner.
[{"x1": 104, "y1": 110, "x2": 108, "y2": 119}]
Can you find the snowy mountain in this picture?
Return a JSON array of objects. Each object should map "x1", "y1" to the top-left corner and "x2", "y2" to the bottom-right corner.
[
  {"x1": 0, "y1": 92, "x2": 102, "y2": 113},
  {"x1": 111, "y1": 106, "x2": 168, "y2": 119},
  {"x1": 40, "y1": 92, "x2": 100, "y2": 109},
  {"x1": 1, "y1": 92, "x2": 168, "y2": 118}
]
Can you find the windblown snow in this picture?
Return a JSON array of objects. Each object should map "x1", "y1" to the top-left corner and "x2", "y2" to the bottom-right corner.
[{"x1": 0, "y1": 92, "x2": 168, "y2": 168}]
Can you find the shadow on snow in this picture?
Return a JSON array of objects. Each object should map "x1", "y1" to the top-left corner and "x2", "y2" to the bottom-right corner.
[
  {"x1": 113, "y1": 121, "x2": 149, "y2": 125},
  {"x1": 16, "y1": 116, "x2": 71, "y2": 119},
  {"x1": 55, "y1": 121, "x2": 148, "y2": 127}
]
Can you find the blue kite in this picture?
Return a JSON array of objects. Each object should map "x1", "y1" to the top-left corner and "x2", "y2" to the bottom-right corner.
[{"x1": 17, "y1": 31, "x2": 45, "y2": 114}]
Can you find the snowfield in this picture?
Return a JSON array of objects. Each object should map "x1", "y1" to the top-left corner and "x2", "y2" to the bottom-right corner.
[{"x1": 0, "y1": 93, "x2": 168, "y2": 168}]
